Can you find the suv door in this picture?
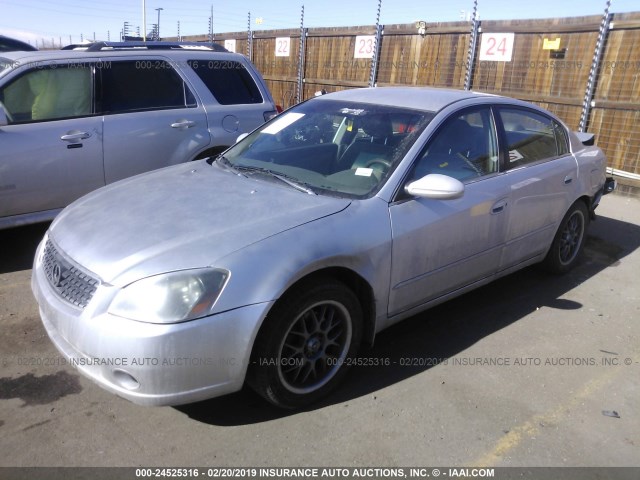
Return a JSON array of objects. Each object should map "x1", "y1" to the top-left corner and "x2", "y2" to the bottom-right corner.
[
  {"x1": 0, "y1": 62, "x2": 104, "y2": 219},
  {"x1": 97, "y1": 59, "x2": 210, "y2": 183},
  {"x1": 495, "y1": 107, "x2": 577, "y2": 270},
  {"x1": 388, "y1": 107, "x2": 510, "y2": 316},
  {"x1": 186, "y1": 56, "x2": 274, "y2": 143}
]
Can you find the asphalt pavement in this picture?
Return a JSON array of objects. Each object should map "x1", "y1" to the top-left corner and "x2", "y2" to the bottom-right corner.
[{"x1": 0, "y1": 193, "x2": 638, "y2": 471}]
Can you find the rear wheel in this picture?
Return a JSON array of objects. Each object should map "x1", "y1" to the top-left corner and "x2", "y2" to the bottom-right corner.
[
  {"x1": 542, "y1": 201, "x2": 589, "y2": 274},
  {"x1": 248, "y1": 279, "x2": 362, "y2": 409},
  {"x1": 194, "y1": 146, "x2": 228, "y2": 161}
]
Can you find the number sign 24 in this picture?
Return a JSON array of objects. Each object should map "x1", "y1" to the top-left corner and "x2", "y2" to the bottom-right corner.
[{"x1": 479, "y1": 33, "x2": 515, "y2": 62}]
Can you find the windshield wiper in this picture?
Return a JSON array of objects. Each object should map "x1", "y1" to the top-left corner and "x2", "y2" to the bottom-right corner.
[
  {"x1": 236, "y1": 166, "x2": 316, "y2": 195},
  {"x1": 271, "y1": 172, "x2": 317, "y2": 195},
  {"x1": 212, "y1": 154, "x2": 246, "y2": 177}
]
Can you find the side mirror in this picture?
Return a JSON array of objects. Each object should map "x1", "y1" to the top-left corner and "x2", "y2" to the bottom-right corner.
[
  {"x1": 236, "y1": 132, "x2": 249, "y2": 143},
  {"x1": 0, "y1": 103, "x2": 8, "y2": 127},
  {"x1": 404, "y1": 173, "x2": 465, "y2": 200}
]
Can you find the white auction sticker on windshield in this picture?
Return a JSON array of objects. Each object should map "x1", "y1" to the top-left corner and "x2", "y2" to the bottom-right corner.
[
  {"x1": 355, "y1": 167, "x2": 373, "y2": 177},
  {"x1": 340, "y1": 108, "x2": 366, "y2": 116},
  {"x1": 262, "y1": 113, "x2": 305, "y2": 134}
]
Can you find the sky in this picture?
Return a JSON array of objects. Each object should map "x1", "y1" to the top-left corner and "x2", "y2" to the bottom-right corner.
[{"x1": 0, "y1": 0, "x2": 638, "y2": 47}]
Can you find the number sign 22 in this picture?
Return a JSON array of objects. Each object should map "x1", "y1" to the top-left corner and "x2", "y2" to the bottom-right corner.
[
  {"x1": 479, "y1": 33, "x2": 515, "y2": 62},
  {"x1": 354, "y1": 35, "x2": 376, "y2": 59},
  {"x1": 275, "y1": 37, "x2": 291, "y2": 57},
  {"x1": 224, "y1": 39, "x2": 236, "y2": 53}
]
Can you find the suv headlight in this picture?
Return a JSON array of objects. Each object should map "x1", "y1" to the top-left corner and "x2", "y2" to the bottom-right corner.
[{"x1": 108, "y1": 269, "x2": 229, "y2": 324}]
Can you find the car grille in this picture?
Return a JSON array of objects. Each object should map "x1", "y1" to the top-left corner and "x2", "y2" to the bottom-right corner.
[{"x1": 43, "y1": 239, "x2": 99, "y2": 308}]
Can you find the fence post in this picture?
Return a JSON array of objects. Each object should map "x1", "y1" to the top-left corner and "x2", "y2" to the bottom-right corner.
[
  {"x1": 296, "y1": 6, "x2": 307, "y2": 103},
  {"x1": 247, "y1": 12, "x2": 253, "y2": 60},
  {"x1": 464, "y1": 0, "x2": 480, "y2": 91},
  {"x1": 208, "y1": 5, "x2": 214, "y2": 44},
  {"x1": 368, "y1": 0, "x2": 383, "y2": 88},
  {"x1": 579, "y1": 1, "x2": 613, "y2": 132}
]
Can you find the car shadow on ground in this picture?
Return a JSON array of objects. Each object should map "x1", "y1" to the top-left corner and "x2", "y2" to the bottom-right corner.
[
  {"x1": 176, "y1": 213, "x2": 640, "y2": 425},
  {"x1": 0, "y1": 222, "x2": 50, "y2": 274}
]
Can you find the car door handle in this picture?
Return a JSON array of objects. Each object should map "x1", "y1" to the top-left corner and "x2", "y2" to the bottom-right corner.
[
  {"x1": 491, "y1": 200, "x2": 508, "y2": 214},
  {"x1": 171, "y1": 120, "x2": 196, "y2": 129},
  {"x1": 60, "y1": 131, "x2": 91, "y2": 141},
  {"x1": 564, "y1": 175, "x2": 573, "y2": 184}
]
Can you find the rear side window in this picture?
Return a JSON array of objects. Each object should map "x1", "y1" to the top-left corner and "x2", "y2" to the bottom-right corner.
[
  {"x1": 498, "y1": 108, "x2": 569, "y2": 168},
  {"x1": 98, "y1": 61, "x2": 196, "y2": 114},
  {"x1": 188, "y1": 59, "x2": 262, "y2": 105}
]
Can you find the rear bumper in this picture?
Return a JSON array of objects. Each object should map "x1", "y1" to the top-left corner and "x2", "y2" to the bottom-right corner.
[
  {"x1": 603, "y1": 177, "x2": 616, "y2": 195},
  {"x1": 590, "y1": 177, "x2": 616, "y2": 219}
]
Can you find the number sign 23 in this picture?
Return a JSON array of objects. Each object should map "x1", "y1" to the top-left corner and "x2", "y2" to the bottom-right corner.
[
  {"x1": 479, "y1": 33, "x2": 515, "y2": 62},
  {"x1": 354, "y1": 35, "x2": 376, "y2": 59}
]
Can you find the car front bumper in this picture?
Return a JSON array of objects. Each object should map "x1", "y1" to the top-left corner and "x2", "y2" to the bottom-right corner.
[{"x1": 31, "y1": 240, "x2": 273, "y2": 407}]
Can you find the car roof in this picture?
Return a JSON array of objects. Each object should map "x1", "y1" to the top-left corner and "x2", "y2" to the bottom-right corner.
[
  {"x1": 0, "y1": 47, "x2": 235, "y2": 64},
  {"x1": 317, "y1": 87, "x2": 497, "y2": 113}
]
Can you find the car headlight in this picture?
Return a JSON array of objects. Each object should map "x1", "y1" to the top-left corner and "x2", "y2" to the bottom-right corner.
[{"x1": 108, "y1": 269, "x2": 229, "y2": 324}]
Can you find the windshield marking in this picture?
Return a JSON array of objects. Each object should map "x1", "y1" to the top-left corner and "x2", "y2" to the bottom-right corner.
[
  {"x1": 262, "y1": 112, "x2": 305, "y2": 135},
  {"x1": 340, "y1": 108, "x2": 366, "y2": 116},
  {"x1": 355, "y1": 168, "x2": 374, "y2": 177}
]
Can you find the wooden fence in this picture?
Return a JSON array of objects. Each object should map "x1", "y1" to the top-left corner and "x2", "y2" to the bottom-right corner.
[{"x1": 177, "y1": 11, "x2": 640, "y2": 182}]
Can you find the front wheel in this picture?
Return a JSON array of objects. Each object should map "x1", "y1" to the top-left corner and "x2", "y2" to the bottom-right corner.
[
  {"x1": 248, "y1": 279, "x2": 362, "y2": 409},
  {"x1": 542, "y1": 201, "x2": 589, "y2": 274}
]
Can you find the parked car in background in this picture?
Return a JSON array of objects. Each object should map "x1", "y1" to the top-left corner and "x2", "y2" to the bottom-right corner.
[
  {"x1": 0, "y1": 35, "x2": 37, "y2": 52},
  {"x1": 31, "y1": 87, "x2": 615, "y2": 409},
  {"x1": 0, "y1": 42, "x2": 277, "y2": 229}
]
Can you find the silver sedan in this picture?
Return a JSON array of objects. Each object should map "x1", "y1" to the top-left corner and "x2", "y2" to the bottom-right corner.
[{"x1": 31, "y1": 87, "x2": 614, "y2": 409}]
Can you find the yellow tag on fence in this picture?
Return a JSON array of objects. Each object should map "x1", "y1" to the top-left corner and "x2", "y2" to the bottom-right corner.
[{"x1": 543, "y1": 38, "x2": 561, "y2": 50}]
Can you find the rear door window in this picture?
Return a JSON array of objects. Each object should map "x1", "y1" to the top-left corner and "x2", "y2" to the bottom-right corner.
[
  {"x1": 97, "y1": 60, "x2": 196, "y2": 114},
  {"x1": 188, "y1": 59, "x2": 263, "y2": 105},
  {"x1": 498, "y1": 108, "x2": 569, "y2": 169}
]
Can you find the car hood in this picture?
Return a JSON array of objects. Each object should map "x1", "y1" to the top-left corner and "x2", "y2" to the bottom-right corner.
[{"x1": 49, "y1": 161, "x2": 350, "y2": 286}]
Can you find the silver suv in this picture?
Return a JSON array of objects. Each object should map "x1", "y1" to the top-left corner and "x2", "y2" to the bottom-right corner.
[{"x1": 0, "y1": 42, "x2": 278, "y2": 229}]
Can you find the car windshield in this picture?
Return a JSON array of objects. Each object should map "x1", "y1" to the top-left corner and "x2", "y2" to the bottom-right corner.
[{"x1": 222, "y1": 99, "x2": 434, "y2": 198}]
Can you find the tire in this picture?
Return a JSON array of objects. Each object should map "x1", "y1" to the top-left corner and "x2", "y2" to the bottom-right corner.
[
  {"x1": 194, "y1": 146, "x2": 228, "y2": 161},
  {"x1": 248, "y1": 279, "x2": 362, "y2": 409},
  {"x1": 542, "y1": 201, "x2": 589, "y2": 274}
]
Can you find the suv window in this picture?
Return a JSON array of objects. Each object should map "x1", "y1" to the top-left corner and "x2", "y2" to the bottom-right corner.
[
  {"x1": 498, "y1": 108, "x2": 569, "y2": 168},
  {"x1": 98, "y1": 60, "x2": 196, "y2": 114},
  {"x1": 188, "y1": 59, "x2": 263, "y2": 105},
  {"x1": 0, "y1": 65, "x2": 91, "y2": 123}
]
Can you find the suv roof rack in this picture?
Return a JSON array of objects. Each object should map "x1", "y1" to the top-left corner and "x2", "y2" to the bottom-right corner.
[{"x1": 81, "y1": 41, "x2": 228, "y2": 52}]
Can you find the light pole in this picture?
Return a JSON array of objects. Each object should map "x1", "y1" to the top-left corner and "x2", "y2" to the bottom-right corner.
[{"x1": 155, "y1": 7, "x2": 164, "y2": 40}]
